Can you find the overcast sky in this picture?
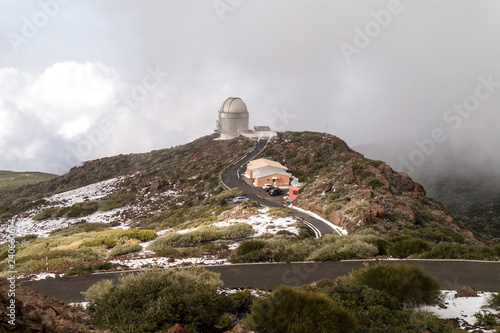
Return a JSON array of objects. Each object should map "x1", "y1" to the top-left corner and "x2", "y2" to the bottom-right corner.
[{"x1": 1, "y1": 0, "x2": 500, "y2": 174}]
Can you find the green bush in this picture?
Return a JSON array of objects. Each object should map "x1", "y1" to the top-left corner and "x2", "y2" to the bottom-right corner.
[
  {"x1": 81, "y1": 279, "x2": 114, "y2": 302},
  {"x1": 417, "y1": 242, "x2": 499, "y2": 260},
  {"x1": 87, "y1": 268, "x2": 227, "y2": 333},
  {"x1": 230, "y1": 238, "x2": 312, "y2": 263},
  {"x1": 486, "y1": 291, "x2": 500, "y2": 311},
  {"x1": 64, "y1": 262, "x2": 117, "y2": 276},
  {"x1": 309, "y1": 236, "x2": 379, "y2": 262},
  {"x1": 98, "y1": 193, "x2": 135, "y2": 211},
  {"x1": 49, "y1": 223, "x2": 110, "y2": 237},
  {"x1": 474, "y1": 311, "x2": 498, "y2": 325},
  {"x1": 65, "y1": 265, "x2": 93, "y2": 276},
  {"x1": 235, "y1": 239, "x2": 267, "y2": 256},
  {"x1": 108, "y1": 243, "x2": 142, "y2": 257},
  {"x1": 387, "y1": 237, "x2": 432, "y2": 258},
  {"x1": 79, "y1": 238, "x2": 116, "y2": 249},
  {"x1": 149, "y1": 223, "x2": 253, "y2": 251},
  {"x1": 352, "y1": 263, "x2": 441, "y2": 306},
  {"x1": 367, "y1": 179, "x2": 384, "y2": 188},
  {"x1": 303, "y1": 275, "x2": 456, "y2": 333},
  {"x1": 245, "y1": 285, "x2": 358, "y2": 333},
  {"x1": 208, "y1": 188, "x2": 242, "y2": 205},
  {"x1": 118, "y1": 229, "x2": 157, "y2": 242}
]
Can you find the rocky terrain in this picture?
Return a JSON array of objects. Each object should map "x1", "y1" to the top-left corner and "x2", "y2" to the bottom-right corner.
[
  {"x1": 263, "y1": 132, "x2": 480, "y2": 244},
  {"x1": 0, "y1": 277, "x2": 108, "y2": 332}
]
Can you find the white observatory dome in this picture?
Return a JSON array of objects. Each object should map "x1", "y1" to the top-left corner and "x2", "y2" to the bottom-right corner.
[
  {"x1": 216, "y1": 97, "x2": 249, "y2": 140},
  {"x1": 220, "y1": 97, "x2": 248, "y2": 114}
]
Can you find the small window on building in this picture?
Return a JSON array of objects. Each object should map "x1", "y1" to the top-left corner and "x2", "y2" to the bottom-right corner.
[
  {"x1": 258, "y1": 179, "x2": 261, "y2": 182},
  {"x1": 293, "y1": 190, "x2": 298, "y2": 195},
  {"x1": 267, "y1": 178, "x2": 270, "y2": 181}
]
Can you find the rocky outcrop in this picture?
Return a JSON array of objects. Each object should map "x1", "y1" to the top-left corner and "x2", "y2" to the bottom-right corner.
[
  {"x1": 265, "y1": 132, "x2": 480, "y2": 244},
  {"x1": 0, "y1": 278, "x2": 109, "y2": 332}
]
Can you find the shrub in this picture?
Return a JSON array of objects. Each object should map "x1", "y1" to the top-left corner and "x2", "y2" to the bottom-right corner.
[
  {"x1": 245, "y1": 285, "x2": 358, "y2": 333},
  {"x1": 367, "y1": 179, "x2": 384, "y2": 188},
  {"x1": 149, "y1": 223, "x2": 253, "y2": 251},
  {"x1": 65, "y1": 265, "x2": 93, "y2": 276},
  {"x1": 304, "y1": 276, "x2": 456, "y2": 333},
  {"x1": 352, "y1": 263, "x2": 441, "y2": 306},
  {"x1": 417, "y1": 242, "x2": 499, "y2": 260},
  {"x1": 49, "y1": 223, "x2": 110, "y2": 237},
  {"x1": 309, "y1": 236, "x2": 379, "y2": 262},
  {"x1": 325, "y1": 203, "x2": 342, "y2": 214},
  {"x1": 81, "y1": 279, "x2": 114, "y2": 302},
  {"x1": 79, "y1": 238, "x2": 116, "y2": 249},
  {"x1": 208, "y1": 188, "x2": 242, "y2": 205},
  {"x1": 387, "y1": 237, "x2": 432, "y2": 258},
  {"x1": 486, "y1": 291, "x2": 500, "y2": 311},
  {"x1": 118, "y1": 229, "x2": 157, "y2": 242},
  {"x1": 474, "y1": 311, "x2": 498, "y2": 325},
  {"x1": 109, "y1": 243, "x2": 142, "y2": 257},
  {"x1": 87, "y1": 268, "x2": 227, "y2": 333},
  {"x1": 98, "y1": 193, "x2": 135, "y2": 211},
  {"x1": 235, "y1": 240, "x2": 267, "y2": 256},
  {"x1": 267, "y1": 207, "x2": 294, "y2": 218},
  {"x1": 230, "y1": 238, "x2": 312, "y2": 263}
]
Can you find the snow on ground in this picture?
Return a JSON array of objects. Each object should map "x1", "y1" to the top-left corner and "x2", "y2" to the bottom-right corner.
[
  {"x1": 290, "y1": 205, "x2": 348, "y2": 235},
  {"x1": 109, "y1": 255, "x2": 228, "y2": 270},
  {"x1": 420, "y1": 290, "x2": 497, "y2": 331},
  {"x1": 45, "y1": 177, "x2": 125, "y2": 207},
  {"x1": 175, "y1": 207, "x2": 300, "y2": 237},
  {"x1": 0, "y1": 177, "x2": 182, "y2": 243}
]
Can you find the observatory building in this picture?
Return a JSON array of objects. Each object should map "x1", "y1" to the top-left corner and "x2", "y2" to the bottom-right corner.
[
  {"x1": 215, "y1": 97, "x2": 279, "y2": 140},
  {"x1": 215, "y1": 97, "x2": 249, "y2": 140}
]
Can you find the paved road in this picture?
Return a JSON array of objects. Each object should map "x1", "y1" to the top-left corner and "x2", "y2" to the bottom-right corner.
[
  {"x1": 21, "y1": 260, "x2": 500, "y2": 302},
  {"x1": 220, "y1": 139, "x2": 336, "y2": 236}
]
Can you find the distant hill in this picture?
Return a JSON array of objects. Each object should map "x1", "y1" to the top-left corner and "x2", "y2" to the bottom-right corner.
[
  {"x1": 0, "y1": 170, "x2": 57, "y2": 194},
  {"x1": 355, "y1": 140, "x2": 500, "y2": 242}
]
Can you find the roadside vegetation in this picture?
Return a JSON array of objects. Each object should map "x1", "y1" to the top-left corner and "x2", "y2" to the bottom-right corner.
[
  {"x1": 82, "y1": 264, "x2": 466, "y2": 333},
  {"x1": 228, "y1": 228, "x2": 500, "y2": 264},
  {"x1": 0, "y1": 223, "x2": 157, "y2": 276}
]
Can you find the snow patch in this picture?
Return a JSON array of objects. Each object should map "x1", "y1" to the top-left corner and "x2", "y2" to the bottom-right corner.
[{"x1": 419, "y1": 290, "x2": 496, "y2": 330}]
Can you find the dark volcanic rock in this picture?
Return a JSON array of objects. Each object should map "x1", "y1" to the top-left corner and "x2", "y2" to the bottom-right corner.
[{"x1": 0, "y1": 277, "x2": 108, "y2": 333}]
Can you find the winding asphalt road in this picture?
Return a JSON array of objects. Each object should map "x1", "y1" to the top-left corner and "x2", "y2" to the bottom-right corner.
[
  {"x1": 220, "y1": 139, "x2": 336, "y2": 236},
  {"x1": 21, "y1": 260, "x2": 500, "y2": 302}
]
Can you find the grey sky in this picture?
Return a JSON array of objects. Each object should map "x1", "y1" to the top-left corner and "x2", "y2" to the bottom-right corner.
[{"x1": 1, "y1": 0, "x2": 500, "y2": 174}]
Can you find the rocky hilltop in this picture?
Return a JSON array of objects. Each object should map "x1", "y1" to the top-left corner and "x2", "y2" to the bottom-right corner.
[{"x1": 262, "y1": 132, "x2": 480, "y2": 244}]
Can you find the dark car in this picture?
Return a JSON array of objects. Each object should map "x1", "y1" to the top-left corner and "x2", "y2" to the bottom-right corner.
[
  {"x1": 265, "y1": 186, "x2": 276, "y2": 192},
  {"x1": 269, "y1": 188, "x2": 283, "y2": 196}
]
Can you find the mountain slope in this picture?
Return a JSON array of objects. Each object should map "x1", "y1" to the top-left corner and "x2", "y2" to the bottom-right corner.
[
  {"x1": 0, "y1": 171, "x2": 57, "y2": 195},
  {"x1": 355, "y1": 140, "x2": 500, "y2": 242},
  {"x1": 262, "y1": 132, "x2": 481, "y2": 245}
]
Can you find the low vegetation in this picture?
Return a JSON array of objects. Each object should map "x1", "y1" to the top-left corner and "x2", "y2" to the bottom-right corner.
[
  {"x1": 86, "y1": 268, "x2": 227, "y2": 333},
  {"x1": 245, "y1": 285, "x2": 359, "y2": 333},
  {"x1": 81, "y1": 264, "x2": 459, "y2": 333},
  {"x1": 148, "y1": 223, "x2": 253, "y2": 253},
  {"x1": 0, "y1": 223, "x2": 157, "y2": 276}
]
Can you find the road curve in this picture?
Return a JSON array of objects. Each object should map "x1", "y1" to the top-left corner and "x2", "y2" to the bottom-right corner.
[
  {"x1": 221, "y1": 139, "x2": 337, "y2": 236},
  {"x1": 20, "y1": 260, "x2": 500, "y2": 302}
]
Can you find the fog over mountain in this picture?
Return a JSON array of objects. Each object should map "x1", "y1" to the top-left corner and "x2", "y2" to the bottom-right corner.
[{"x1": 1, "y1": 0, "x2": 500, "y2": 175}]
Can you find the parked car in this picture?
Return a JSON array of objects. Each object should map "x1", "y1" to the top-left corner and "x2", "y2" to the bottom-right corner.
[
  {"x1": 269, "y1": 188, "x2": 283, "y2": 196},
  {"x1": 233, "y1": 196, "x2": 249, "y2": 203},
  {"x1": 262, "y1": 184, "x2": 274, "y2": 190}
]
